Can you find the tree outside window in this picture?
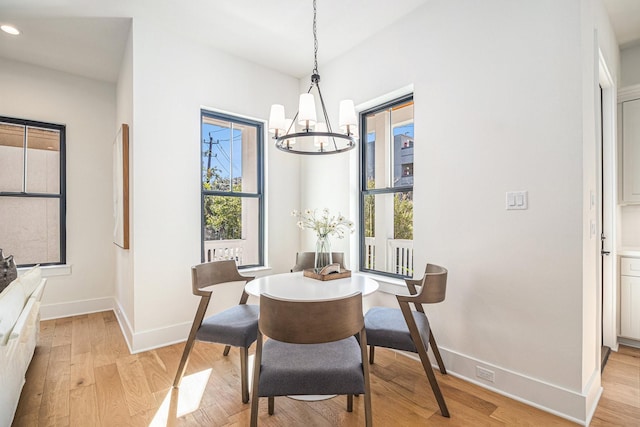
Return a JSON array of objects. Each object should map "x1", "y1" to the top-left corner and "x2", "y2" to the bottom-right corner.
[{"x1": 200, "y1": 111, "x2": 263, "y2": 267}]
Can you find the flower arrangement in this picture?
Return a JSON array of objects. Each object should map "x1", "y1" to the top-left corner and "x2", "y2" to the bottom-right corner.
[{"x1": 292, "y1": 208, "x2": 355, "y2": 239}]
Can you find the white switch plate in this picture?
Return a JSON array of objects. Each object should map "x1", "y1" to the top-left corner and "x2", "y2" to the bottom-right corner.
[{"x1": 506, "y1": 191, "x2": 528, "y2": 210}]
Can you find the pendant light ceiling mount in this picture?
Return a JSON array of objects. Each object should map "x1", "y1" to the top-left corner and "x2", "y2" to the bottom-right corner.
[{"x1": 269, "y1": 0, "x2": 358, "y2": 155}]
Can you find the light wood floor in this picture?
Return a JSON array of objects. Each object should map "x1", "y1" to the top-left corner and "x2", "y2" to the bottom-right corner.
[{"x1": 10, "y1": 311, "x2": 640, "y2": 426}]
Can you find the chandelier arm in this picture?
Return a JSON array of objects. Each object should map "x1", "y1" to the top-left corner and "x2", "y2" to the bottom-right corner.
[{"x1": 314, "y1": 82, "x2": 339, "y2": 151}]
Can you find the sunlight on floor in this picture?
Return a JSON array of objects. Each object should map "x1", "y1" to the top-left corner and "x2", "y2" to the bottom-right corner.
[{"x1": 149, "y1": 369, "x2": 212, "y2": 426}]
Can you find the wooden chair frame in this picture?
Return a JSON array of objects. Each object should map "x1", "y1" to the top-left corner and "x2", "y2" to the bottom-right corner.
[
  {"x1": 290, "y1": 251, "x2": 346, "y2": 272},
  {"x1": 250, "y1": 292, "x2": 372, "y2": 426},
  {"x1": 368, "y1": 263, "x2": 449, "y2": 417},
  {"x1": 172, "y1": 260, "x2": 255, "y2": 403}
]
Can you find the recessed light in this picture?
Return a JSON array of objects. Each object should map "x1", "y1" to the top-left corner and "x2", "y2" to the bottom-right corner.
[{"x1": 1, "y1": 25, "x2": 21, "y2": 36}]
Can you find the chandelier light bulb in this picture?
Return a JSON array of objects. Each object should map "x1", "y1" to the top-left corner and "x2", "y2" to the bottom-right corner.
[
  {"x1": 268, "y1": 104, "x2": 286, "y2": 136},
  {"x1": 314, "y1": 122, "x2": 328, "y2": 149},
  {"x1": 284, "y1": 118, "x2": 296, "y2": 148},
  {"x1": 298, "y1": 93, "x2": 317, "y2": 130},
  {"x1": 339, "y1": 99, "x2": 357, "y2": 133}
]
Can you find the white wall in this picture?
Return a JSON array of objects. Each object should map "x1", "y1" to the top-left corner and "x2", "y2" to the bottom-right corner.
[
  {"x1": 621, "y1": 44, "x2": 640, "y2": 87},
  {"x1": 127, "y1": 18, "x2": 300, "y2": 348},
  {"x1": 0, "y1": 58, "x2": 116, "y2": 314},
  {"x1": 115, "y1": 23, "x2": 135, "y2": 338},
  {"x1": 301, "y1": 0, "x2": 618, "y2": 422}
]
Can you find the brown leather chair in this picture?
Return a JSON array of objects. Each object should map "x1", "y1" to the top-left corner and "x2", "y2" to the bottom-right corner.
[
  {"x1": 364, "y1": 263, "x2": 449, "y2": 417},
  {"x1": 173, "y1": 260, "x2": 258, "y2": 403},
  {"x1": 290, "y1": 251, "x2": 346, "y2": 272},
  {"x1": 250, "y1": 292, "x2": 372, "y2": 426}
]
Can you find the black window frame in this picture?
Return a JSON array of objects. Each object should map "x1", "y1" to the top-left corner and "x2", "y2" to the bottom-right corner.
[
  {"x1": 358, "y1": 94, "x2": 414, "y2": 279},
  {"x1": 200, "y1": 109, "x2": 265, "y2": 269},
  {"x1": 0, "y1": 116, "x2": 66, "y2": 267}
]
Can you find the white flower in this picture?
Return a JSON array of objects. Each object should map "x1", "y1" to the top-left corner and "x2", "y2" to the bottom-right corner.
[{"x1": 292, "y1": 208, "x2": 355, "y2": 239}]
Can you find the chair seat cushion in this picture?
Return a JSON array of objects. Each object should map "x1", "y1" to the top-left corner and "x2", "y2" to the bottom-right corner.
[
  {"x1": 364, "y1": 307, "x2": 430, "y2": 354},
  {"x1": 196, "y1": 304, "x2": 259, "y2": 348},
  {"x1": 257, "y1": 337, "x2": 365, "y2": 397}
]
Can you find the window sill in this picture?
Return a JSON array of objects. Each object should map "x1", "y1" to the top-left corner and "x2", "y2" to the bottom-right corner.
[
  {"x1": 356, "y1": 271, "x2": 410, "y2": 295},
  {"x1": 19, "y1": 264, "x2": 72, "y2": 277},
  {"x1": 240, "y1": 265, "x2": 272, "y2": 274}
]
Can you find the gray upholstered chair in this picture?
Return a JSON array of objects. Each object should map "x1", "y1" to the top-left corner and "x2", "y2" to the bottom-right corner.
[
  {"x1": 173, "y1": 260, "x2": 259, "y2": 404},
  {"x1": 290, "y1": 251, "x2": 346, "y2": 272},
  {"x1": 364, "y1": 263, "x2": 449, "y2": 417},
  {"x1": 250, "y1": 292, "x2": 372, "y2": 426}
]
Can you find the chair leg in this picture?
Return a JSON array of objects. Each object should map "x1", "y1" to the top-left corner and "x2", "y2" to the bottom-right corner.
[
  {"x1": 416, "y1": 345, "x2": 449, "y2": 417},
  {"x1": 268, "y1": 397, "x2": 275, "y2": 415},
  {"x1": 240, "y1": 346, "x2": 249, "y2": 403},
  {"x1": 369, "y1": 345, "x2": 375, "y2": 364},
  {"x1": 172, "y1": 337, "x2": 194, "y2": 388},
  {"x1": 347, "y1": 394, "x2": 353, "y2": 412},
  {"x1": 173, "y1": 296, "x2": 210, "y2": 388},
  {"x1": 250, "y1": 335, "x2": 263, "y2": 427},
  {"x1": 361, "y1": 331, "x2": 373, "y2": 427},
  {"x1": 223, "y1": 345, "x2": 231, "y2": 356},
  {"x1": 399, "y1": 302, "x2": 449, "y2": 417},
  {"x1": 429, "y1": 330, "x2": 447, "y2": 374}
]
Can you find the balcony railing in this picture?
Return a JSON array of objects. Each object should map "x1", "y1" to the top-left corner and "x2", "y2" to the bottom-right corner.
[
  {"x1": 364, "y1": 237, "x2": 413, "y2": 276},
  {"x1": 204, "y1": 239, "x2": 245, "y2": 264}
]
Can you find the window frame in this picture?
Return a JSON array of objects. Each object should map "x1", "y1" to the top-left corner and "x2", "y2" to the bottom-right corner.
[
  {"x1": 358, "y1": 94, "x2": 414, "y2": 279},
  {"x1": 0, "y1": 116, "x2": 66, "y2": 267},
  {"x1": 199, "y1": 109, "x2": 265, "y2": 269}
]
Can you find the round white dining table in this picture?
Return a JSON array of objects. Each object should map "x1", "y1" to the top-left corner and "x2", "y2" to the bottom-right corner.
[{"x1": 245, "y1": 271, "x2": 378, "y2": 300}]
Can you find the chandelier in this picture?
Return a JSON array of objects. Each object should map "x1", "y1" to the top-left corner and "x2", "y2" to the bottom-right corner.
[{"x1": 268, "y1": 0, "x2": 357, "y2": 155}]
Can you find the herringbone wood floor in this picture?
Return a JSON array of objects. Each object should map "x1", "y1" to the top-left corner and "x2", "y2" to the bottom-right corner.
[{"x1": 10, "y1": 311, "x2": 640, "y2": 426}]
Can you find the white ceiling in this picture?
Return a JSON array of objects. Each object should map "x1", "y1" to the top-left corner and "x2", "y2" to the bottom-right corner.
[
  {"x1": 602, "y1": 0, "x2": 640, "y2": 48},
  {"x1": 0, "y1": 0, "x2": 639, "y2": 84},
  {"x1": 0, "y1": 0, "x2": 430, "y2": 82}
]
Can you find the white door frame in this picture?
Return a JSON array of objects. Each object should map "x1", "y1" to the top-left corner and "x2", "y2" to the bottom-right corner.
[{"x1": 598, "y1": 49, "x2": 618, "y2": 351}]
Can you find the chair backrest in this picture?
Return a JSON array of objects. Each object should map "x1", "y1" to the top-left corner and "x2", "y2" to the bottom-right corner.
[
  {"x1": 259, "y1": 292, "x2": 363, "y2": 344},
  {"x1": 402, "y1": 263, "x2": 447, "y2": 305},
  {"x1": 191, "y1": 260, "x2": 253, "y2": 297},
  {"x1": 291, "y1": 252, "x2": 346, "y2": 272}
]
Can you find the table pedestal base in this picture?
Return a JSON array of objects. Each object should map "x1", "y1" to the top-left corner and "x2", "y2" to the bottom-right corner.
[{"x1": 288, "y1": 394, "x2": 337, "y2": 401}]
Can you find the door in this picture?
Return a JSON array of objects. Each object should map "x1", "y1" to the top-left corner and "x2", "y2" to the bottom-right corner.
[{"x1": 599, "y1": 85, "x2": 611, "y2": 370}]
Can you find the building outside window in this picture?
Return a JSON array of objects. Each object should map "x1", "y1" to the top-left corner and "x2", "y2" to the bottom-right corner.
[
  {"x1": 200, "y1": 110, "x2": 264, "y2": 268},
  {"x1": 0, "y1": 117, "x2": 66, "y2": 267},
  {"x1": 360, "y1": 95, "x2": 414, "y2": 277}
]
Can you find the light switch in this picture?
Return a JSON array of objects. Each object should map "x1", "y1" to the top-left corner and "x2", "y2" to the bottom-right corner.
[{"x1": 506, "y1": 191, "x2": 528, "y2": 210}]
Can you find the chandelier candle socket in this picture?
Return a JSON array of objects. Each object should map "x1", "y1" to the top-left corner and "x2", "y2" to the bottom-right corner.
[{"x1": 268, "y1": 0, "x2": 358, "y2": 154}]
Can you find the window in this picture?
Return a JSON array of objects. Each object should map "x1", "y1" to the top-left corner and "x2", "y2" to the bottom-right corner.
[
  {"x1": 201, "y1": 110, "x2": 264, "y2": 268},
  {"x1": 0, "y1": 117, "x2": 66, "y2": 267},
  {"x1": 359, "y1": 95, "x2": 414, "y2": 277}
]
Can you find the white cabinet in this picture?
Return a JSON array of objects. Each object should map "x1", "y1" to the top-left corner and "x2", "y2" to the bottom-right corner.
[{"x1": 620, "y1": 257, "x2": 640, "y2": 339}]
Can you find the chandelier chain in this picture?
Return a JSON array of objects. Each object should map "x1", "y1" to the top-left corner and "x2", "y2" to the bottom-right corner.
[{"x1": 312, "y1": 0, "x2": 318, "y2": 75}]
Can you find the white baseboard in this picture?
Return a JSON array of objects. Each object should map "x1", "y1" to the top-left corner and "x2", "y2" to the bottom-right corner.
[
  {"x1": 40, "y1": 296, "x2": 190, "y2": 355},
  {"x1": 128, "y1": 320, "x2": 191, "y2": 354},
  {"x1": 112, "y1": 299, "x2": 190, "y2": 354},
  {"x1": 40, "y1": 297, "x2": 115, "y2": 320},
  {"x1": 396, "y1": 346, "x2": 599, "y2": 425},
  {"x1": 112, "y1": 300, "x2": 134, "y2": 354}
]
